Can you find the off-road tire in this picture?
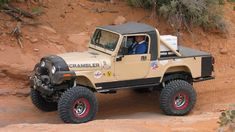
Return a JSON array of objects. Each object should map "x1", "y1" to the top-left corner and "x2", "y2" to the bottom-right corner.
[
  {"x1": 30, "y1": 89, "x2": 57, "y2": 112},
  {"x1": 160, "y1": 80, "x2": 196, "y2": 115},
  {"x1": 58, "y1": 86, "x2": 98, "y2": 124}
]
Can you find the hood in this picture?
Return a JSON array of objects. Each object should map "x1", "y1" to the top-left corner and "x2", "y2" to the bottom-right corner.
[{"x1": 57, "y1": 49, "x2": 111, "y2": 71}]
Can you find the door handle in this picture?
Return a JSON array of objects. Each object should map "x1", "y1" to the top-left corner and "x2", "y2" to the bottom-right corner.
[
  {"x1": 116, "y1": 55, "x2": 124, "y2": 61},
  {"x1": 141, "y1": 56, "x2": 147, "y2": 61}
]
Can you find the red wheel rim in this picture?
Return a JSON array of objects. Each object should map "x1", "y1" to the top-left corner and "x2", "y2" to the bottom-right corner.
[
  {"x1": 173, "y1": 92, "x2": 189, "y2": 110},
  {"x1": 73, "y1": 98, "x2": 90, "y2": 118}
]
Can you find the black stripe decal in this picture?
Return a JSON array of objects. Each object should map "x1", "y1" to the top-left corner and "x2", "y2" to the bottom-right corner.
[{"x1": 95, "y1": 77, "x2": 161, "y2": 89}]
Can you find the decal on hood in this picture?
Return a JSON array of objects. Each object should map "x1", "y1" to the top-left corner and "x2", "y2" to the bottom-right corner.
[
  {"x1": 102, "y1": 61, "x2": 111, "y2": 69},
  {"x1": 69, "y1": 63, "x2": 100, "y2": 68},
  {"x1": 94, "y1": 71, "x2": 103, "y2": 79}
]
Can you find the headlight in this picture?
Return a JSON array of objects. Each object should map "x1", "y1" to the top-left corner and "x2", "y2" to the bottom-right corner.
[
  {"x1": 41, "y1": 61, "x2": 46, "y2": 67},
  {"x1": 51, "y1": 66, "x2": 56, "y2": 74}
]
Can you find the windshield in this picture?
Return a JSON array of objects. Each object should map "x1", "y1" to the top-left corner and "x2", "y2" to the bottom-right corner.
[{"x1": 91, "y1": 29, "x2": 119, "y2": 51}]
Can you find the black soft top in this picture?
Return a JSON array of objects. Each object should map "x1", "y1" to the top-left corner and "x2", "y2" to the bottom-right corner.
[{"x1": 99, "y1": 22, "x2": 156, "y2": 34}]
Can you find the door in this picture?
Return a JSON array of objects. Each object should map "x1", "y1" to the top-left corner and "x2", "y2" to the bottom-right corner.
[{"x1": 115, "y1": 35, "x2": 151, "y2": 80}]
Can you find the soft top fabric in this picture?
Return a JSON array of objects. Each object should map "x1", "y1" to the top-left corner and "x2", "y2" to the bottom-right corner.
[{"x1": 99, "y1": 22, "x2": 156, "y2": 35}]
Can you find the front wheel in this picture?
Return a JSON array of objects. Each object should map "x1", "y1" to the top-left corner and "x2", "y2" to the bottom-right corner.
[
  {"x1": 30, "y1": 89, "x2": 57, "y2": 112},
  {"x1": 160, "y1": 80, "x2": 196, "y2": 115},
  {"x1": 58, "y1": 86, "x2": 98, "y2": 123}
]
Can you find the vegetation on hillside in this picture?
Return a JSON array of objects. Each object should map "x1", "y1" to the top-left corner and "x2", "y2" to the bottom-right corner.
[
  {"x1": 0, "y1": 0, "x2": 9, "y2": 5},
  {"x1": 126, "y1": 0, "x2": 227, "y2": 32},
  {"x1": 218, "y1": 110, "x2": 235, "y2": 132}
]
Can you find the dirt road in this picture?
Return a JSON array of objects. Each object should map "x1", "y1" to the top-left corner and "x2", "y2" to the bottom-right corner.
[{"x1": 0, "y1": 69, "x2": 235, "y2": 131}]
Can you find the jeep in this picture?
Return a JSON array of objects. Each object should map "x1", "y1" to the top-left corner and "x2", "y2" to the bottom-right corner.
[{"x1": 30, "y1": 22, "x2": 214, "y2": 123}]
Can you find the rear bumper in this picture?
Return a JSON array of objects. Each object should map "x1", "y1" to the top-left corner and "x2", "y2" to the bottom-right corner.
[{"x1": 193, "y1": 76, "x2": 215, "y2": 82}]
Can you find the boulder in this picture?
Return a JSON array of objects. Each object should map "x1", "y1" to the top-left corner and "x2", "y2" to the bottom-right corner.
[
  {"x1": 220, "y1": 48, "x2": 228, "y2": 54},
  {"x1": 113, "y1": 16, "x2": 126, "y2": 25},
  {"x1": 67, "y1": 32, "x2": 90, "y2": 48},
  {"x1": 38, "y1": 25, "x2": 57, "y2": 34}
]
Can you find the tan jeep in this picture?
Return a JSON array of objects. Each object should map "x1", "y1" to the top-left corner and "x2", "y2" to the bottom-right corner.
[{"x1": 30, "y1": 22, "x2": 214, "y2": 123}]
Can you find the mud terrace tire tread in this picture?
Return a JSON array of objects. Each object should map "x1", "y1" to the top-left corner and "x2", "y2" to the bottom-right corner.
[
  {"x1": 58, "y1": 86, "x2": 98, "y2": 123},
  {"x1": 160, "y1": 80, "x2": 196, "y2": 115},
  {"x1": 30, "y1": 89, "x2": 57, "y2": 112}
]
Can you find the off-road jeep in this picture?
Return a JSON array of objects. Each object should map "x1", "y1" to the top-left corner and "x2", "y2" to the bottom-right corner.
[{"x1": 30, "y1": 22, "x2": 214, "y2": 123}]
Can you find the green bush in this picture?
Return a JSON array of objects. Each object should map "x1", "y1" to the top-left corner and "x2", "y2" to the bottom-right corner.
[
  {"x1": 218, "y1": 110, "x2": 235, "y2": 131},
  {"x1": 126, "y1": 0, "x2": 227, "y2": 32},
  {"x1": 125, "y1": 0, "x2": 152, "y2": 8},
  {"x1": 227, "y1": 0, "x2": 235, "y2": 2},
  {"x1": 0, "y1": 0, "x2": 9, "y2": 6},
  {"x1": 0, "y1": 0, "x2": 9, "y2": 4}
]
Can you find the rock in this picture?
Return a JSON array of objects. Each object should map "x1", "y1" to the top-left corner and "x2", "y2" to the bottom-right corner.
[
  {"x1": 225, "y1": 80, "x2": 232, "y2": 84},
  {"x1": 15, "y1": 89, "x2": 30, "y2": 97},
  {"x1": 60, "y1": 14, "x2": 65, "y2": 18},
  {"x1": 230, "y1": 65, "x2": 234, "y2": 69},
  {"x1": 0, "y1": 72, "x2": 6, "y2": 77},
  {"x1": 48, "y1": 35, "x2": 63, "y2": 45},
  {"x1": 0, "y1": 64, "x2": 29, "y2": 81},
  {"x1": 67, "y1": 32, "x2": 90, "y2": 46},
  {"x1": 55, "y1": 41, "x2": 63, "y2": 45},
  {"x1": 220, "y1": 48, "x2": 228, "y2": 54},
  {"x1": 34, "y1": 48, "x2": 40, "y2": 52},
  {"x1": 1, "y1": 33, "x2": 6, "y2": 37},
  {"x1": 110, "y1": 0, "x2": 115, "y2": 4},
  {"x1": 113, "y1": 16, "x2": 126, "y2": 25},
  {"x1": 0, "y1": 89, "x2": 10, "y2": 96},
  {"x1": 5, "y1": 22, "x2": 12, "y2": 28},
  {"x1": 0, "y1": 47, "x2": 5, "y2": 51},
  {"x1": 30, "y1": 38, "x2": 39, "y2": 43},
  {"x1": 38, "y1": 25, "x2": 57, "y2": 34}
]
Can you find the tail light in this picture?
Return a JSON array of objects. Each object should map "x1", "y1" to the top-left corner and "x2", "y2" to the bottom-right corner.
[
  {"x1": 212, "y1": 57, "x2": 215, "y2": 64},
  {"x1": 211, "y1": 57, "x2": 215, "y2": 72}
]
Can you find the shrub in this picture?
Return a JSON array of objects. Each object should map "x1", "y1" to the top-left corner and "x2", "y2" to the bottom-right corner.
[
  {"x1": 126, "y1": 0, "x2": 227, "y2": 32},
  {"x1": 125, "y1": 0, "x2": 152, "y2": 8},
  {"x1": 227, "y1": 0, "x2": 235, "y2": 2},
  {"x1": 160, "y1": 0, "x2": 226, "y2": 31},
  {"x1": 218, "y1": 110, "x2": 235, "y2": 131},
  {"x1": 0, "y1": 0, "x2": 9, "y2": 5}
]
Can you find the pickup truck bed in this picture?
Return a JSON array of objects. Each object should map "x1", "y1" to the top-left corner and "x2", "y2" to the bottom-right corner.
[
  {"x1": 179, "y1": 46, "x2": 211, "y2": 57},
  {"x1": 160, "y1": 46, "x2": 211, "y2": 59}
]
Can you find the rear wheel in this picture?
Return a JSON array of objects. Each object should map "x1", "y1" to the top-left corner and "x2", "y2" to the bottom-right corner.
[
  {"x1": 30, "y1": 89, "x2": 57, "y2": 112},
  {"x1": 58, "y1": 86, "x2": 98, "y2": 123},
  {"x1": 160, "y1": 80, "x2": 196, "y2": 115}
]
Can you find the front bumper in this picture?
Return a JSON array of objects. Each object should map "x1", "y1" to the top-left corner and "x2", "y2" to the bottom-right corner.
[
  {"x1": 30, "y1": 71, "x2": 76, "y2": 95},
  {"x1": 30, "y1": 75, "x2": 54, "y2": 95}
]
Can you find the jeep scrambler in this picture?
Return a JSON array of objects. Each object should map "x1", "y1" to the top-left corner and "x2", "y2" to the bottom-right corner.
[{"x1": 30, "y1": 22, "x2": 214, "y2": 123}]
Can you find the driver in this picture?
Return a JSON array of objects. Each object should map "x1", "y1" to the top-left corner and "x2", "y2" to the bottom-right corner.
[{"x1": 128, "y1": 36, "x2": 148, "y2": 54}]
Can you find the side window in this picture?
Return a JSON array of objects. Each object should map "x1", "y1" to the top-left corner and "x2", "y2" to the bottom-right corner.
[
  {"x1": 118, "y1": 35, "x2": 149, "y2": 55},
  {"x1": 118, "y1": 36, "x2": 128, "y2": 55}
]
